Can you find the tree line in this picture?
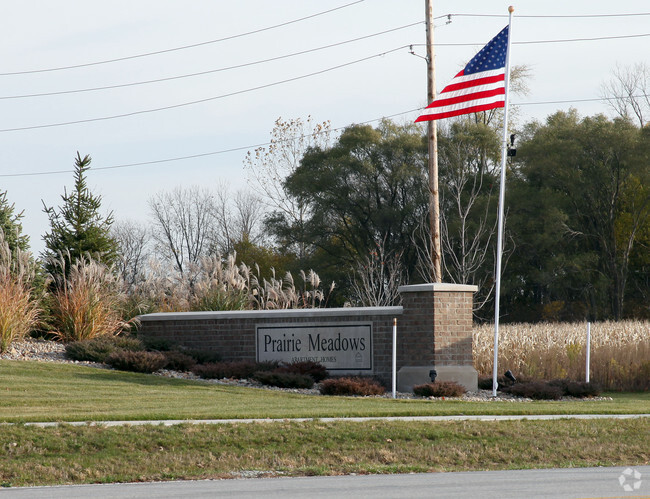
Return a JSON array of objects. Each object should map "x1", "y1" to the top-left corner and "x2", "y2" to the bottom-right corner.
[{"x1": 1, "y1": 94, "x2": 648, "y2": 324}]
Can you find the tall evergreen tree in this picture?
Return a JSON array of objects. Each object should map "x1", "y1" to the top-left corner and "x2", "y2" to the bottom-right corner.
[
  {"x1": 42, "y1": 152, "x2": 118, "y2": 277},
  {"x1": 0, "y1": 190, "x2": 29, "y2": 254}
]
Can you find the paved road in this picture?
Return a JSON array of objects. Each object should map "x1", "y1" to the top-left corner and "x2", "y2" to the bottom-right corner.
[{"x1": 1, "y1": 466, "x2": 648, "y2": 498}]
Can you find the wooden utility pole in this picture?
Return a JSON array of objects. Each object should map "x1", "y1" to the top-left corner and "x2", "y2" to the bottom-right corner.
[{"x1": 425, "y1": 0, "x2": 442, "y2": 282}]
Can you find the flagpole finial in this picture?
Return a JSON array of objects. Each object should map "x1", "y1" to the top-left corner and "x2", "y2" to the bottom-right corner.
[{"x1": 508, "y1": 6, "x2": 514, "y2": 13}]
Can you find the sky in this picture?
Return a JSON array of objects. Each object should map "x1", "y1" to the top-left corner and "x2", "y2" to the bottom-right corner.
[{"x1": 0, "y1": 0, "x2": 648, "y2": 256}]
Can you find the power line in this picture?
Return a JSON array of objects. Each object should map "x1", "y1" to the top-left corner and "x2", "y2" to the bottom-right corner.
[
  {"x1": 449, "y1": 12, "x2": 650, "y2": 18},
  {"x1": 512, "y1": 96, "x2": 647, "y2": 106},
  {"x1": 514, "y1": 33, "x2": 650, "y2": 45},
  {"x1": 0, "y1": 22, "x2": 423, "y2": 101},
  {"x1": 0, "y1": 0, "x2": 365, "y2": 76},
  {"x1": 409, "y1": 32, "x2": 650, "y2": 47},
  {"x1": 0, "y1": 109, "x2": 421, "y2": 178},
  {"x1": 1, "y1": 93, "x2": 643, "y2": 178},
  {"x1": 1, "y1": 29, "x2": 644, "y2": 104},
  {"x1": 0, "y1": 46, "x2": 409, "y2": 134}
]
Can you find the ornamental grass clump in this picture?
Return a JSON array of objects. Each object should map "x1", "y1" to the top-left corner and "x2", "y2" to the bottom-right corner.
[
  {"x1": 0, "y1": 233, "x2": 40, "y2": 352},
  {"x1": 128, "y1": 252, "x2": 334, "y2": 313},
  {"x1": 190, "y1": 254, "x2": 249, "y2": 312},
  {"x1": 47, "y1": 255, "x2": 135, "y2": 342}
]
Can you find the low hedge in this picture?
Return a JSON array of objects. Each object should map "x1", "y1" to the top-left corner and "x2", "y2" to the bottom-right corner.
[
  {"x1": 503, "y1": 381, "x2": 564, "y2": 400},
  {"x1": 180, "y1": 348, "x2": 222, "y2": 365},
  {"x1": 163, "y1": 351, "x2": 197, "y2": 372},
  {"x1": 191, "y1": 360, "x2": 279, "y2": 380},
  {"x1": 252, "y1": 371, "x2": 315, "y2": 389},
  {"x1": 274, "y1": 361, "x2": 329, "y2": 382},
  {"x1": 413, "y1": 381, "x2": 467, "y2": 398},
  {"x1": 104, "y1": 350, "x2": 167, "y2": 374},
  {"x1": 65, "y1": 336, "x2": 144, "y2": 363},
  {"x1": 549, "y1": 379, "x2": 603, "y2": 398},
  {"x1": 480, "y1": 376, "x2": 603, "y2": 399},
  {"x1": 319, "y1": 377, "x2": 385, "y2": 396}
]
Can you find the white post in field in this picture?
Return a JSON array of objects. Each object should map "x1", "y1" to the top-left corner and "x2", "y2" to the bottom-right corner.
[
  {"x1": 586, "y1": 322, "x2": 591, "y2": 383},
  {"x1": 392, "y1": 318, "x2": 397, "y2": 399}
]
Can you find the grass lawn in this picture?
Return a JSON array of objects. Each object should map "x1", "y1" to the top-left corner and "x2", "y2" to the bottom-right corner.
[
  {"x1": 1, "y1": 419, "x2": 648, "y2": 487},
  {"x1": 0, "y1": 360, "x2": 648, "y2": 422},
  {"x1": 0, "y1": 361, "x2": 648, "y2": 488}
]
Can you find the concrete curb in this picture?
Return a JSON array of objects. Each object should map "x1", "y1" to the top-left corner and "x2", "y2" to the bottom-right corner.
[{"x1": 6, "y1": 413, "x2": 649, "y2": 427}]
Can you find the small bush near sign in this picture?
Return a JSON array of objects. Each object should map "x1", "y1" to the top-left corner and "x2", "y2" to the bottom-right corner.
[
  {"x1": 413, "y1": 381, "x2": 467, "y2": 398},
  {"x1": 252, "y1": 371, "x2": 315, "y2": 389},
  {"x1": 191, "y1": 360, "x2": 278, "y2": 380},
  {"x1": 274, "y1": 360, "x2": 329, "y2": 382},
  {"x1": 548, "y1": 379, "x2": 602, "y2": 397},
  {"x1": 162, "y1": 351, "x2": 197, "y2": 371},
  {"x1": 503, "y1": 381, "x2": 563, "y2": 400},
  {"x1": 65, "y1": 336, "x2": 144, "y2": 363},
  {"x1": 105, "y1": 350, "x2": 167, "y2": 374},
  {"x1": 319, "y1": 377, "x2": 385, "y2": 396}
]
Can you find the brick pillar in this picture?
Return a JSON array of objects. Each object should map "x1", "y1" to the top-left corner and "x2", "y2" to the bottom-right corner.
[{"x1": 397, "y1": 283, "x2": 478, "y2": 392}]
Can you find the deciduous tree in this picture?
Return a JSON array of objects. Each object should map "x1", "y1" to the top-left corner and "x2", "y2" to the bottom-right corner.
[
  {"x1": 511, "y1": 111, "x2": 650, "y2": 320},
  {"x1": 274, "y1": 120, "x2": 428, "y2": 293}
]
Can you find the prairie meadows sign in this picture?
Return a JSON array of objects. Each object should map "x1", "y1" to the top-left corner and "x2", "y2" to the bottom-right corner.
[{"x1": 256, "y1": 323, "x2": 372, "y2": 371}]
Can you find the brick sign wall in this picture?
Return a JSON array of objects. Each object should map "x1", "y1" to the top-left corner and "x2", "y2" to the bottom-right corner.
[{"x1": 137, "y1": 284, "x2": 478, "y2": 388}]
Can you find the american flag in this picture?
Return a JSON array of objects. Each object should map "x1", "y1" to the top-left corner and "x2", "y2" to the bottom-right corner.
[{"x1": 416, "y1": 25, "x2": 509, "y2": 122}]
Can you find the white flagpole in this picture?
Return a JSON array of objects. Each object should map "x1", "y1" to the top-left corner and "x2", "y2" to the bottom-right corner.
[{"x1": 492, "y1": 6, "x2": 515, "y2": 397}]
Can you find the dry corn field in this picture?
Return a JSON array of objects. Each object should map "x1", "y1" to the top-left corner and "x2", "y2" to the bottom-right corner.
[{"x1": 473, "y1": 321, "x2": 650, "y2": 391}]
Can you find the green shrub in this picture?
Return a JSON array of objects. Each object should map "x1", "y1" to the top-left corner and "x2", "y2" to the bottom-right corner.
[
  {"x1": 478, "y1": 375, "x2": 519, "y2": 391},
  {"x1": 478, "y1": 377, "x2": 493, "y2": 390},
  {"x1": 65, "y1": 338, "x2": 116, "y2": 363},
  {"x1": 181, "y1": 348, "x2": 222, "y2": 365},
  {"x1": 191, "y1": 362, "x2": 229, "y2": 380},
  {"x1": 319, "y1": 377, "x2": 385, "y2": 396},
  {"x1": 105, "y1": 349, "x2": 167, "y2": 373},
  {"x1": 549, "y1": 378, "x2": 602, "y2": 398},
  {"x1": 276, "y1": 361, "x2": 328, "y2": 382},
  {"x1": 141, "y1": 336, "x2": 176, "y2": 352},
  {"x1": 504, "y1": 381, "x2": 563, "y2": 400},
  {"x1": 191, "y1": 360, "x2": 278, "y2": 380},
  {"x1": 413, "y1": 381, "x2": 467, "y2": 398},
  {"x1": 113, "y1": 335, "x2": 145, "y2": 352},
  {"x1": 163, "y1": 350, "x2": 196, "y2": 372},
  {"x1": 65, "y1": 336, "x2": 144, "y2": 363},
  {"x1": 252, "y1": 371, "x2": 315, "y2": 389}
]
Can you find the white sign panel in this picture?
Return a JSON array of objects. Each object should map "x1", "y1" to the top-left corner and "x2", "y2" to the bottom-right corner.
[{"x1": 256, "y1": 323, "x2": 372, "y2": 371}]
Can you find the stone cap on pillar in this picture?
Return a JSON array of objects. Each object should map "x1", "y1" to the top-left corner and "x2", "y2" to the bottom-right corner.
[{"x1": 398, "y1": 283, "x2": 478, "y2": 293}]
